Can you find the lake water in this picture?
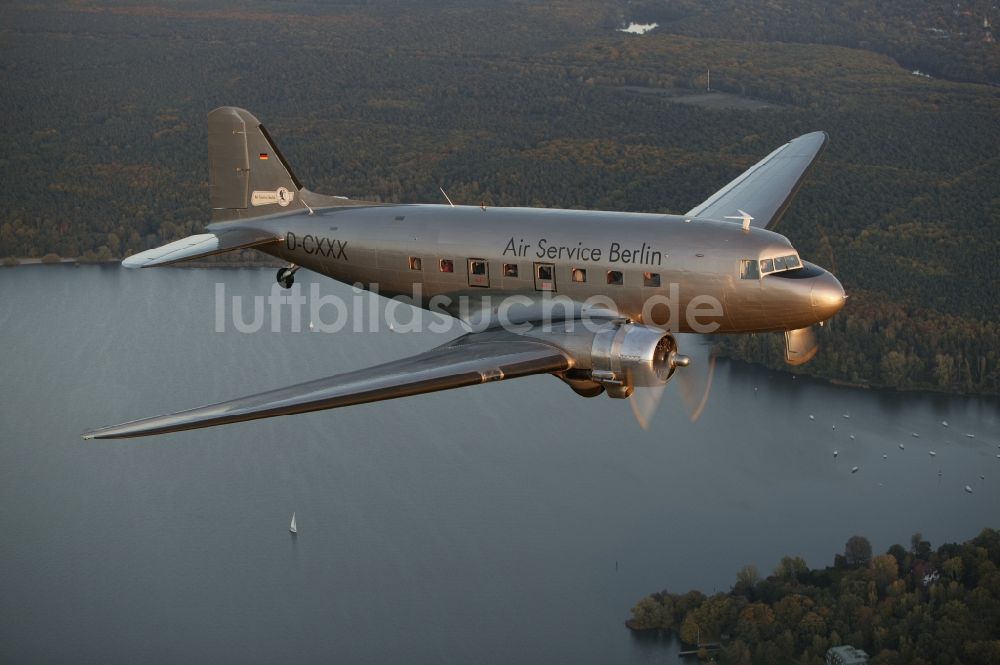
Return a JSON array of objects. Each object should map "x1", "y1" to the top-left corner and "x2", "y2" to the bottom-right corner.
[{"x1": 1, "y1": 265, "x2": 997, "y2": 664}]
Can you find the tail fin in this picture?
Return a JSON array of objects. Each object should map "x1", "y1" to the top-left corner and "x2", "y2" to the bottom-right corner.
[{"x1": 208, "y1": 106, "x2": 305, "y2": 222}]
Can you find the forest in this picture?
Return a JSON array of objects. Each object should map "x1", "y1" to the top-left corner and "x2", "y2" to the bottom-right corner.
[
  {"x1": 626, "y1": 0, "x2": 1000, "y2": 85},
  {"x1": 1, "y1": 0, "x2": 998, "y2": 394},
  {"x1": 627, "y1": 528, "x2": 1000, "y2": 665}
]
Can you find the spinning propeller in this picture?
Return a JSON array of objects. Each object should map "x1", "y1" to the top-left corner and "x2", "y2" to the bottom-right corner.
[{"x1": 630, "y1": 333, "x2": 718, "y2": 429}]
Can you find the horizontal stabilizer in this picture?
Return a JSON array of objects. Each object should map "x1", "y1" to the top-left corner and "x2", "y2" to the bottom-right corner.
[
  {"x1": 686, "y1": 131, "x2": 828, "y2": 230},
  {"x1": 83, "y1": 334, "x2": 570, "y2": 439},
  {"x1": 122, "y1": 228, "x2": 280, "y2": 268}
]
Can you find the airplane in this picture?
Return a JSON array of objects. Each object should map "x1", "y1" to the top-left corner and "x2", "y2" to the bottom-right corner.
[{"x1": 83, "y1": 106, "x2": 845, "y2": 439}]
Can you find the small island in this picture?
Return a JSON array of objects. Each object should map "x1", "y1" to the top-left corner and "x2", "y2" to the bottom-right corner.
[{"x1": 627, "y1": 528, "x2": 1000, "y2": 664}]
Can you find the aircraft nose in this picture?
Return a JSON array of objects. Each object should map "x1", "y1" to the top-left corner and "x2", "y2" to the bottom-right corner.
[{"x1": 810, "y1": 269, "x2": 846, "y2": 320}]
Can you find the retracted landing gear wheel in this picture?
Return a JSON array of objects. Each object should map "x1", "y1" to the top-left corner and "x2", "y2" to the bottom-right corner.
[{"x1": 276, "y1": 266, "x2": 298, "y2": 289}]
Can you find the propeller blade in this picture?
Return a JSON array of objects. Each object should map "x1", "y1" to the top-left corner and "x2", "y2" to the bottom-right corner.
[
  {"x1": 630, "y1": 383, "x2": 666, "y2": 430},
  {"x1": 675, "y1": 338, "x2": 716, "y2": 423}
]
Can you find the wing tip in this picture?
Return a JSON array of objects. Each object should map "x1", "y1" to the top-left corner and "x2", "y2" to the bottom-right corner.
[{"x1": 795, "y1": 130, "x2": 830, "y2": 148}]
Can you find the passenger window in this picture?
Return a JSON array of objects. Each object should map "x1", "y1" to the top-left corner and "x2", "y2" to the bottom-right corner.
[
  {"x1": 468, "y1": 258, "x2": 489, "y2": 287},
  {"x1": 439, "y1": 259, "x2": 454, "y2": 273},
  {"x1": 534, "y1": 263, "x2": 556, "y2": 291},
  {"x1": 408, "y1": 256, "x2": 422, "y2": 271},
  {"x1": 572, "y1": 268, "x2": 587, "y2": 283},
  {"x1": 503, "y1": 263, "x2": 518, "y2": 278},
  {"x1": 740, "y1": 260, "x2": 759, "y2": 280},
  {"x1": 760, "y1": 258, "x2": 774, "y2": 274},
  {"x1": 607, "y1": 270, "x2": 623, "y2": 286},
  {"x1": 643, "y1": 272, "x2": 661, "y2": 287}
]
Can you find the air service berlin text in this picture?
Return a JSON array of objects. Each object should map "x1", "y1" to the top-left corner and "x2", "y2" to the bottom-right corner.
[{"x1": 503, "y1": 237, "x2": 663, "y2": 266}]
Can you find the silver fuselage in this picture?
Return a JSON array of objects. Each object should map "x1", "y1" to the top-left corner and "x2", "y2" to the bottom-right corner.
[{"x1": 239, "y1": 203, "x2": 844, "y2": 333}]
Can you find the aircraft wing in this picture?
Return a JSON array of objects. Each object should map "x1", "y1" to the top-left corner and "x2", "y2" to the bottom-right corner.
[
  {"x1": 82, "y1": 334, "x2": 571, "y2": 439},
  {"x1": 122, "y1": 227, "x2": 281, "y2": 268},
  {"x1": 686, "y1": 131, "x2": 828, "y2": 230}
]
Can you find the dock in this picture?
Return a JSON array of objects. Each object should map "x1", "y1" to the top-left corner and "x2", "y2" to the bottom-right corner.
[{"x1": 679, "y1": 642, "x2": 722, "y2": 657}]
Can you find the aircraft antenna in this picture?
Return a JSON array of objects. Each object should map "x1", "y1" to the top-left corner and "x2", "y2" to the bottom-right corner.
[
  {"x1": 439, "y1": 187, "x2": 455, "y2": 208},
  {"x1": 724, "y1": 209, "x2": 754, "y2": 232}
]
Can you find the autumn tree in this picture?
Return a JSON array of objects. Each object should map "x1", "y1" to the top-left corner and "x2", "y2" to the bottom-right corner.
[
  {"x1": 942, "y1": 556, "x2": 964, "y2": 581},
  {"x1": 845, "y1": 535, "x2": 873, "y2": 567},
  {"x1": 628, "y1": 596, "x2": 662, "y2": 630},
  {"x1": 871, "y1": 554, "x2": 899, "y2": 592},
  {"x1": 773, "y1": 555, "x2": 809, "y2": 581},
  {"x1": 734, "y1": 564, "x2": 760, "y2": 597}
]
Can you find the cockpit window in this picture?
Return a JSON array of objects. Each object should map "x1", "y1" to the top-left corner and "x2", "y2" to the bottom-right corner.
[
  {"x1": 740, "y1": 259, "x2": 759, "y2": 280},
  {"x1": 759, "y1": 253, "x2": 801, "y2": 276}
]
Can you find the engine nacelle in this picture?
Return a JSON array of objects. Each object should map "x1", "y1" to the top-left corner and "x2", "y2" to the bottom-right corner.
[
  {"x1": 527, "y1": 320, "x2": 687, "y2": 399},
  {"x1": 588, "y1": 320, "x2": 680, "y2": 398}
]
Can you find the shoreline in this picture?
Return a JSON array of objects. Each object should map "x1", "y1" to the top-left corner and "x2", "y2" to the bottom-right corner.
[{"x1": 722, "y1": 355, "x2": 998, "y2": 401}]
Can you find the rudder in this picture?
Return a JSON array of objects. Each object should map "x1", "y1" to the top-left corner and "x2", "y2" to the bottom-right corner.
[{"x1": 208, "y1": 106, "x2": 304, "y2": 222}]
